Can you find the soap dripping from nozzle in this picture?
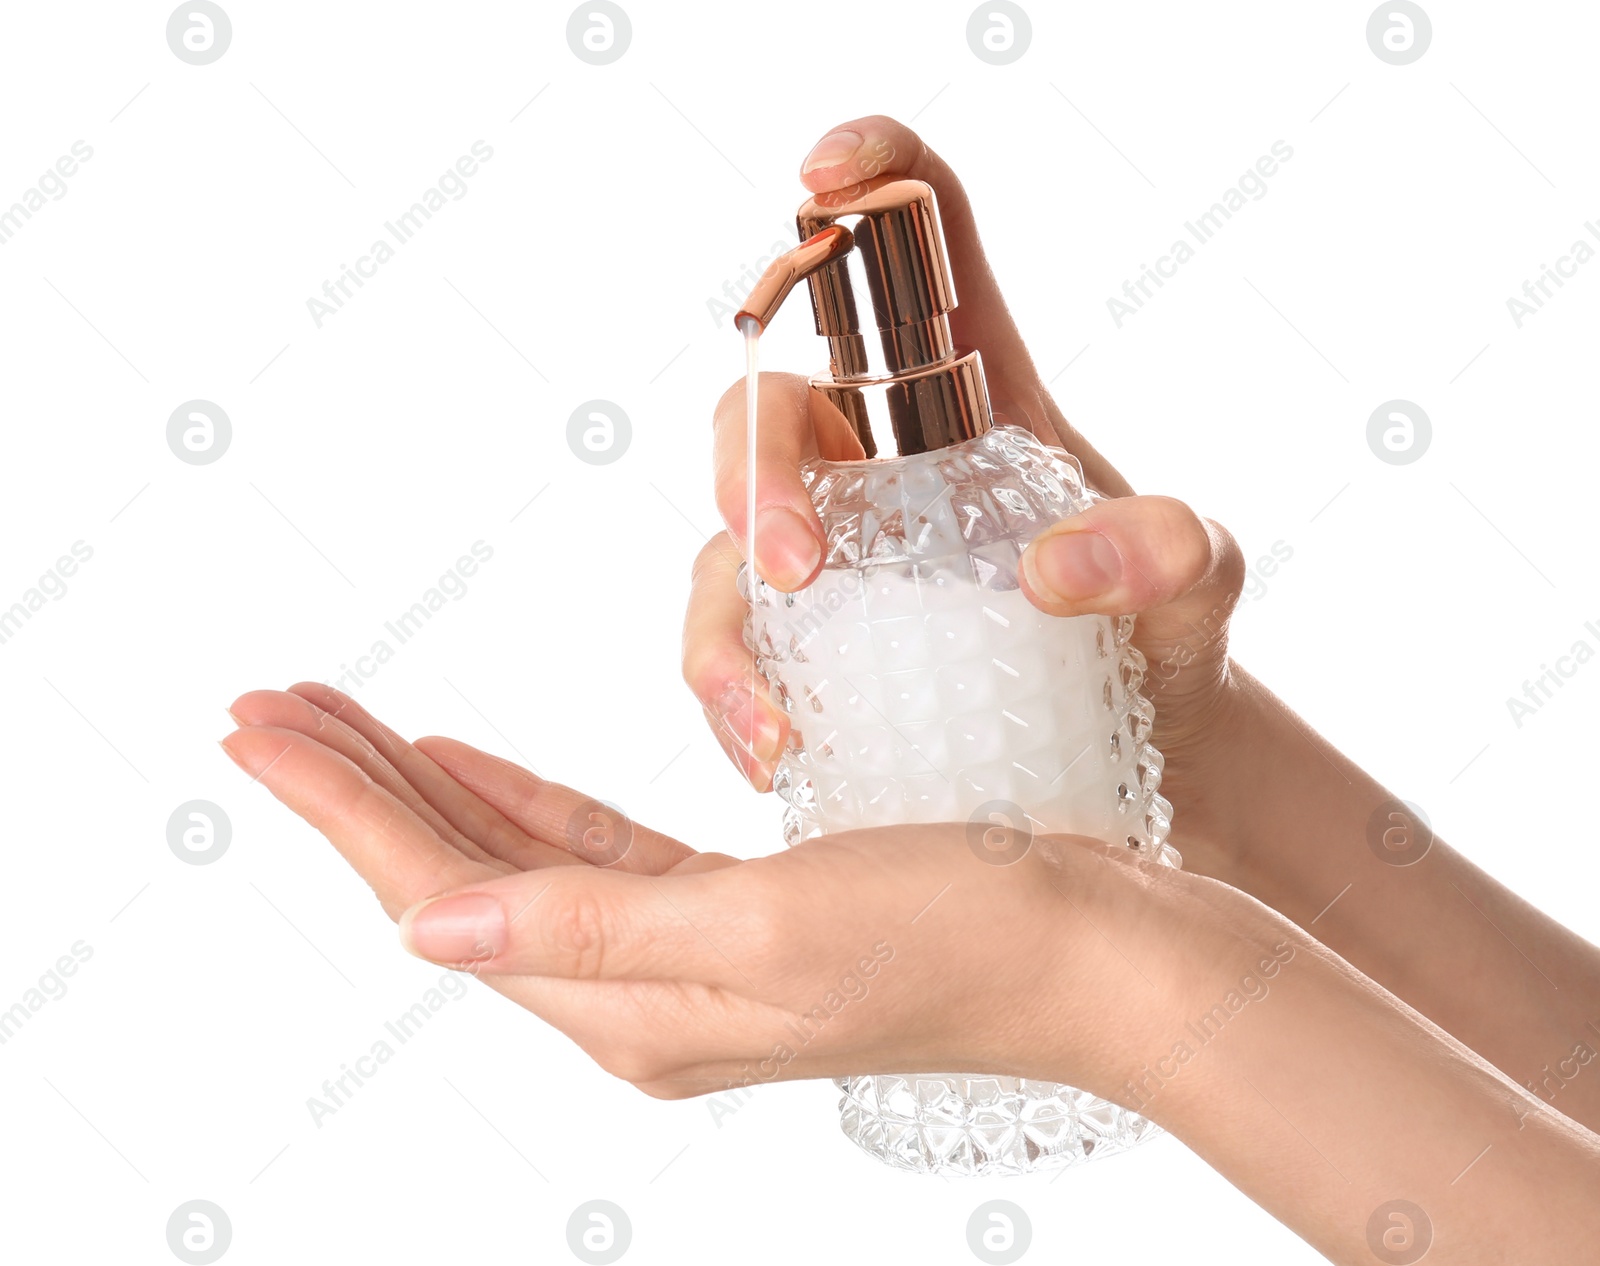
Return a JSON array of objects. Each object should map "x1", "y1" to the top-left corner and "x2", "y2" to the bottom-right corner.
[
  {"x1": 731, "y1": 223, "x2": 854, "y2": 595},
  {"x1": 737, "y1": 311, "x2": 761, "y2": 761},
  {"x1": 731, "y1": 224, "x2": 852, "y2": 764},
  {"x1": 736, "y1": 313, "x2": 761, "y2": 583}
]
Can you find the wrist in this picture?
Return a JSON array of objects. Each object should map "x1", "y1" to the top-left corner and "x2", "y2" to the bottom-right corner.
[
  {"x1": 1105, "y1": 934, "x2": 1302, "y2": 1132},
  {"x1": 1027, "y1": 844, "x2": 1271, "y2": 1110},
  {"x1": 1165, "y1": 664, "x2": 1371, "y2": 907},
  {"x1": 1128, "y1": 903, "x2": 1600, "y2": 1258},
  {"x1": 1156, "y1": 663, "x2": 1269, "y2": 887}
]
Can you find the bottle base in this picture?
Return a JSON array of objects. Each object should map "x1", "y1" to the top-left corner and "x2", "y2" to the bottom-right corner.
[{"x1": 835, "y1": 1073, "x2": 1162, "y2": 1176}]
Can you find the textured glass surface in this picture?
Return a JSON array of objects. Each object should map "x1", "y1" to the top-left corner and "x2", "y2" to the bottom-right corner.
[
  {"x1": 834, "y1": 1074, "x2": 1166, "y2": 1176},
  {"x1": 744, "y1": 425, "x2": 1177, "y2": 1176}
]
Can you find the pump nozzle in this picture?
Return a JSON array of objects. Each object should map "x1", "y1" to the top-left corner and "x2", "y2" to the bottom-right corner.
[
  {"x1": 734, "y1": 176, "x2": 990, "y2": 461},
  {"x1": 734, "y1": 225, "x2": 854, "y2": 332}
]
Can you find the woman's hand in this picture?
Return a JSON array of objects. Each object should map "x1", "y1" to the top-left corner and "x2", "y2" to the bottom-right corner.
[
  {"x1": 221, "y1": 684, "x2": 1212, "y2": 1100},
  {"x1": 684, "y1": 114, "x2": 1247, "y2": 869},
  {"x1": 223, "y1": 684, "x2": 1600, "y2": 1264},
  {"x1": 681, "y1": 120, "x2": 1600, "y2": 1143}
]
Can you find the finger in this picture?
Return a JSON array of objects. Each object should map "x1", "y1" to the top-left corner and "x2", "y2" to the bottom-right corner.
[
  {"x1": 395, "y1": 865, "x2": 765, "y2": 993},
  {"x1": 665, "y1": 852, "x2": 742, "y2": 875},
  {"x1": 683, "y1": 533, "x2": 788, "y2": 774},
  {"x1": 798, "y1": 115, "x2": 1134, "y2": 498},
  {"x1": 413, "y1": 735, "x2": 699, "y2": 876},
  {"x1": 704, "y1": 706, "x2": 777, "y2": 794},
  {"x1": 285, "y1": 682, "x2": 582, "y2": 872},
  {"x1": 481, "y1": 974, "x2": 767, "y2": 1095},
  {"x1": 220, "y1": 725, "x2": 496, "y2": 918},
  {"x1": 711, "y1": 373, "x2": 860, "y2": 591},
  {"x1": 228, "y1": 688, "x2": 520, "y2": 873},
  {"x1": 1017, "y1": 495, "x2": 1245, "y2": 646}
]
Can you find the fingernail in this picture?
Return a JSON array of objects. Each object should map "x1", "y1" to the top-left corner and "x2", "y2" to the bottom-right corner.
[
  {"x1": 1023, "y1": 529, "x2": 1122, "y2": 603},
  {"x1": 218, "y1": 737, "x2": 248, "y2": 773},
  {"x1": 710, "y1": 715, "x2": 778, "y2": 792},
  {"x1": 801, "y1": 129, "x2": 863, "y2": 175},
  {"x1": 713, "y1": 681, "x2": 786, "y2": 763},
  {"x1": 399, "y1": 892, "x2": 506, "y2": 965},
  {"x1": 757, "y1": 506, "x2": 822, "y2": 589}
]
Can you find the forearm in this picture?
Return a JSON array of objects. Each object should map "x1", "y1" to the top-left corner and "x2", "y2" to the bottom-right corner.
[
  {"x1": 1181, "y1": 665, "x2": 1600, "y2": 1131},
  {"x1": 1109, "y1": 886, "x2": 1600, "y2": 1263}
]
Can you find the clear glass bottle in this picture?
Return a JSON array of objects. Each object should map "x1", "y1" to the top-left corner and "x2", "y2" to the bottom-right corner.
[{"x1": 735, "y1": 177, "x2": 1177, "y2": 1176}]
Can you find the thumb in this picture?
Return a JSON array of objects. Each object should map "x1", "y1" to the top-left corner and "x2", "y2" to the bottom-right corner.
[
  {"x1": 395, "y1": 865, "x2": 753, "y2": 990},
  {"x1": 1018, "y1": 494, "x2": 1246, "y2": 669}
]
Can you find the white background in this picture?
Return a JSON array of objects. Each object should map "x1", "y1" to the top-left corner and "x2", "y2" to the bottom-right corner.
[{"x1": 1, "y1": 1, "x2": 1596, "y2": 1262}]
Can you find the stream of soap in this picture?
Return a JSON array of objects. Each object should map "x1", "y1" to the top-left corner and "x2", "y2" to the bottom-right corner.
[{"x1": 738, "y1": 314, "x2": 761, "y2": 756}]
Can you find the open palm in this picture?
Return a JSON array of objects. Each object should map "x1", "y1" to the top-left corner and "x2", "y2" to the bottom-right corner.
[{"x1": 221, "y1": 684, "x2": 1158, "y2": 1100}]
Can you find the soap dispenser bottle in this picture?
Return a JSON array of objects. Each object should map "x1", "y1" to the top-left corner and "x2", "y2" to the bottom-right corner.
[{"x1": 735, "y1": 176, "x2": 1178, "y2": 1176}]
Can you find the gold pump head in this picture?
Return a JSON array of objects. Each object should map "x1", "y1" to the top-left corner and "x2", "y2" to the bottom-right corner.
[{"x1": 735, "y1": 176, "x2": 992, "y2": 460}]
